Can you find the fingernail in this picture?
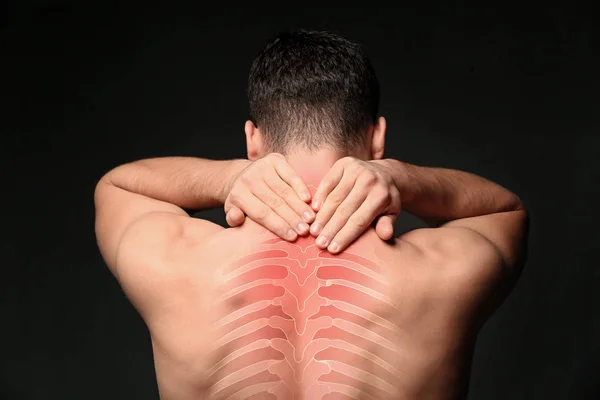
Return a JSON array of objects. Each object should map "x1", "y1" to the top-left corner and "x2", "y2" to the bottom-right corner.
[
  {"x1": 316, "y1": 235, "x2": 328, "y2": 247},
  {"x1": 297, "y1": 222, "x2": 309, "y2": 234},
  {"x1": 286, "y1": 229, "x2": 297, "y2": 241},
  {"x1": 310, "y1": 222, "x2": 322, "y2": 235},
  {"x1": 302, "y1": 191, "x2": 311, "y2": 201},
  {"x1": 312, "y1": 199, "x2": 321, "y2": 210},
  {"x1": 329, "y1": 242, "x2": 340, "y2": 253},
  {"x1": 303, "y1": 211, "x2": 314, "y2": 222}
]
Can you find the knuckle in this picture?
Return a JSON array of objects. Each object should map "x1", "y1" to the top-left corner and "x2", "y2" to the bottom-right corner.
[
  {"x1": 239, "y1": 174, "x2": 251, "y2": 185},
  {"x1": 266, "y1": 196, "x2": 284, "y2": 209},
  {"x1": 278, "y1": 185, "x2": 293, "y2": 198},
  {"x1": 327, "y1": 196, "x2": 343, "y2": 207},
  {"x1": 337, "y1": 203, "x2": 354, "y2": 217},
  {"x1": 348, "y1": 214, "x2": 369, "y2": 229},
  {"x1": 228, "y1": 190, "x2": 240, "y2": 204},
  {"x1": 363, "y1": 172, "x2": 378, "y2": 185},
  {"x1": 374, "y1": 170, "x2": 386, "y2": 181},
  {"x1": 373, "y1": 187, "x2": 390, "y2": 202},
  {"x1": 255, "y1": 207, "x2": 271, "y2": 222},
  {"x1": 350, "y1": 163, "x2": 364, "y2": 173},
  {"x1": 380, "y1": 189, "x2": 392, "y2": 203},
  {"x1": 327, "y1": 191, "x2": 345, "y2": 205}
]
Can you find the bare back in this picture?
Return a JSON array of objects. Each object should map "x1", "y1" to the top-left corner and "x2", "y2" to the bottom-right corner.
[{"x1": 140, "y1": 218, "x2": 501, "y2": 400}]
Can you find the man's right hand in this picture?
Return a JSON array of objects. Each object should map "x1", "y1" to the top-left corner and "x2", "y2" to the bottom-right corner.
[{"x1": 224, "y1": 153, "x2": 315, "y2": 241}]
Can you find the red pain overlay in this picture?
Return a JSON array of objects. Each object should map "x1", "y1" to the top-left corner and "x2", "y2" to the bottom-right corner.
[{"x1": 208, "y1": 236, "x2": 401, "y2": 399}]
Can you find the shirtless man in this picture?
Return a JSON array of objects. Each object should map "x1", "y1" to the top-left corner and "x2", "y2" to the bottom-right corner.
[{"x1": 94, "y1": 31, "x2": 529, "y2": 399}]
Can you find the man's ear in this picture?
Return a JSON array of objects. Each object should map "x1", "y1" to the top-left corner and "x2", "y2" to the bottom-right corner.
[
  {"x1": 370, "y1": 116, "x2": 386, "y2": 160},
  {"x1": 245, "y1": 120, "x2": 263, "y2": 161}
]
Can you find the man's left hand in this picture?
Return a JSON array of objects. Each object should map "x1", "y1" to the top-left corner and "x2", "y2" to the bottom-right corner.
[{"x1": 309, "y1": 157, "x2": 401, "y2": 253}]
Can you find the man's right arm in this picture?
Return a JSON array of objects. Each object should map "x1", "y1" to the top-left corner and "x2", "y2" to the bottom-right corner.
[
  {"x1": 95, "y1": 154, "x2": 315, "y2": 276},
  {"x1": 387, "y1": 159, "x2": 530, "y2": 280},
  {"x1": 94, "y1": 157, "x2": 246, "y2": 277},
  {"x1": 310, "y1": 157, "x2": 529, "y2": 281}
]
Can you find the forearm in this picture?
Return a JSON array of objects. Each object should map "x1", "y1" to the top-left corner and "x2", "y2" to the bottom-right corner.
[
  {"x1": 101, "y1": 157, "x2": 250, "y2": 211},
  {"x1": 384, "y1": 159, "x2": 524, "y2": 224}
]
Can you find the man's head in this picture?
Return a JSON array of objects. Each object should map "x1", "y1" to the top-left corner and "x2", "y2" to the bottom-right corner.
[{"x1": 245, "y1": 30, "x2": 386, "y2": 161}]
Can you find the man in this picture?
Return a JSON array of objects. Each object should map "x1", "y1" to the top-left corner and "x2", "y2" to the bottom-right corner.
[{"x1": 95, "y1": 31, "x2": 529, "y2": 400}]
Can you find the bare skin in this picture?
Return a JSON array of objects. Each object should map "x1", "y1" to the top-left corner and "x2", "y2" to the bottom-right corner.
[{"x1": 94, "y1": 122, "x2": 529, "y2": 399}]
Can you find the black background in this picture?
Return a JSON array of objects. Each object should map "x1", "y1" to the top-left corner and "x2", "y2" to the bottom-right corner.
[{"x1": 2, "y1": 3, "x2": 598, "y2": 400}]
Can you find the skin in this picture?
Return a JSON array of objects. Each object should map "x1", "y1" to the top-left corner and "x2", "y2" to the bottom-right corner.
[{"x1": 94, "y1": 117, "x2": 529, "y2": 399}]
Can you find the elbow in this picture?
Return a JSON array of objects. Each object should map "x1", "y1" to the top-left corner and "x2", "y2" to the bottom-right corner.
[
  {"x1": 94, "y1": 178, "x2": 108, "y2": 208},
  {"x1": 515, "y1": 201, "x2": 530, "y2": 249},
  {"x1": 508, "y1": 192, "x2": 527, "y2": 213},
  {"x1": 508, "y1": 195, "x2": 530, "y2": 237},
  {"x1": 94, "y1": 177, "x2": 115, "y2": 209},
  {"x1": 511, "y1": 205, "x2": 531, "y2": 281},
  {"x1": 512, "y1": 200, "x2": 530, "y2": 230}
]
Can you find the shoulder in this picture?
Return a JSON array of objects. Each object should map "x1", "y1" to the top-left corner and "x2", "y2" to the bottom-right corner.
[
  {"x1": 399, "y1": 226, "x2": 504, "y2": 268},
  {"x1": 115, "y1": 214, "x2": 224, "y2": 273},
  {"x1": 397, "y1": 227, "x2": 508, "y2": 299},
  {"x1": 112, "y1": 214, "x2": 225, "y2": 314},
  {"x1": 396, "y1": 227, "x2": 515, "y2": 329}
]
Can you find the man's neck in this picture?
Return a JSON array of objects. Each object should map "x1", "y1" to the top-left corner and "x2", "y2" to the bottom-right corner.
[{"x1": 284, "y1": 148, "x2": 347, "y2": 191}]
